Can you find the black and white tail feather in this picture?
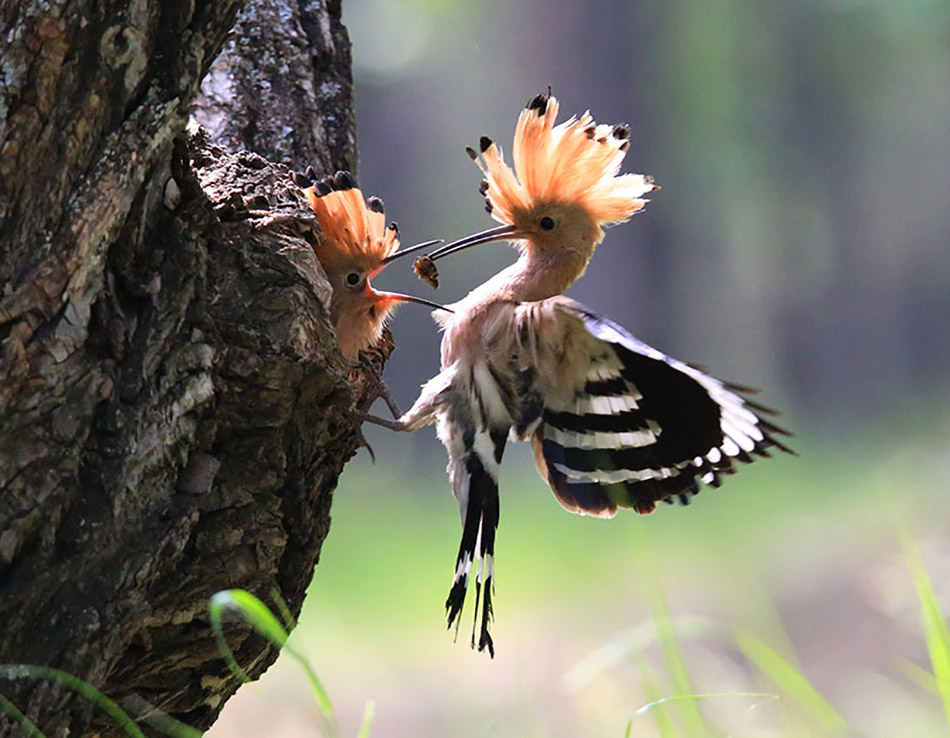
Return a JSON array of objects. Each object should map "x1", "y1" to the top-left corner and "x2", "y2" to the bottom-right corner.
[
  {"x1": 532, "y1": 301, "x2": 793, "y2": 518},
  {"x1": 445, "y1": 438, "x2": 502, "y2": 657},
  {"x1": 440, "y1": 369, "x2": 510, "y2": 658}
]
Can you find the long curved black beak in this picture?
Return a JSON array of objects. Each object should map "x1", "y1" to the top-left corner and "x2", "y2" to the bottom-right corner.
[
  {"x1": 383, "y1": 291, "x2": 454, "y2": 313},
  {"x1": 424, "y1": 224, "x2": 522, "y2": 262},
  {"x1": 381, "y1": 239, "x2": 444, "y2": 265}
]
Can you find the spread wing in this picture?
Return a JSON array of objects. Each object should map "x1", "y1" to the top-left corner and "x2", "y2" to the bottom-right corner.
[{"x1": 530, "y1": 300, "x2": 793, "y2": 517}]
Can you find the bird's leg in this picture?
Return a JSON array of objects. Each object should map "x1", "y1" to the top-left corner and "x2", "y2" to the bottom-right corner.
[
  {"x1": 356, "y1": 411, "x2": 408, "y2": 432},
  {"x1": 343, "y1": 364, "x2": 407, "y2": 444},
  {"x1": 352, "y1": 369, "x2": 444, "y2": 432},
  {"x1": 349, "y1": 409, "x2": 407, "y2": 460},
  {"x1": 360, "y1": 364, "x2": 402, "y2": 419},
  {"x1": 380, "y1": 386, "x2": 401, "y2": 419}
]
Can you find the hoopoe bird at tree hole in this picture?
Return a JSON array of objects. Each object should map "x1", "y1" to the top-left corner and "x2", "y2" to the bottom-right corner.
[
  {"x1": 368, "y1": 92, "x2": 793, "y2": 657},
  {"x1": 301, "y1": 170, "x2": 446, "y2": 414}
]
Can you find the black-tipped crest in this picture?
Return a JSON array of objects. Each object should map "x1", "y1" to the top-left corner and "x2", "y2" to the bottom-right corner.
[
  {"x1": 388, "y1": 221, "x2": 399, "y2": 233},
  {"x1": 332, "y1": 170, "x2": 356, "y2": 191},
  {"x1": 304, "y1": 174, "x2": 402, "y2": 268},
  {"x1": 527, "y1": 92, "x2": 549, "y2": 115},
  {"x1": 463, "y1": 92, "x2": 656, "y2": 236},
  {"x1": 478, "y1": 179, "x2": 489, "y2": 196},
  {"x1": 310, "y1": 169, "x2": 359, "y2": 198},
  {"x1": 465, "y1": 146, "x2": 478, "y2": 161}
]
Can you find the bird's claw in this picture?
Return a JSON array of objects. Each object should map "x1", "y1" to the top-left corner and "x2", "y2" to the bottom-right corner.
[
  {"x1": 355, "y1": 427, "x2": 377, "y2": 463},
  {"x1": 360, "y1": 365, "x2": 402, "y2": 419}
]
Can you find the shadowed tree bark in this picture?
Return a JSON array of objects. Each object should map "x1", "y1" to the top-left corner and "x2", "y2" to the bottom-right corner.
[{"x1": 0, "y1": 0, "x2": 374, "y2": 734}]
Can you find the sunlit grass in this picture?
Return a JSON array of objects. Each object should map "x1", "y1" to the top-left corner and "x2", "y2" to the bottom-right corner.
[
  {"x1": 209, "y1": 589, "x2": 375, "y2": 738},
  {"x1": 902, "y1": 533, "x2": 950, "y2": 731},
  {"x1": 735, "y1": 630, "x2": 847, "y2": 733}
]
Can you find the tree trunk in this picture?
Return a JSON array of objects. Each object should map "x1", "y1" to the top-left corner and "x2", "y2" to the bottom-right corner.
[
  {"x1": 0, "y1": 1, "x2": 368, "y2": 734},
  {"x1": 192, "y1": 0, "x2": 356, "y2": 172}
]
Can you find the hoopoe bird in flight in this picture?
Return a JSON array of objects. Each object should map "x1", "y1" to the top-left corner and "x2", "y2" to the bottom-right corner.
[
  {"x1": 368, "y1": 92, "x2": 792, "y2": 656},
  {"x1": 301, "y1": 170, "x2": 446, "y2": 414}
]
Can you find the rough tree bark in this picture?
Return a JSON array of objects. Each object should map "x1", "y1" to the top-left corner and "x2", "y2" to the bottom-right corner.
[
  {"x1": 192, "y1": 0, "x2": 356, "y2": 172},
  {"x1": 0, "y1": 0, "x2": 373, "y2": 734}
]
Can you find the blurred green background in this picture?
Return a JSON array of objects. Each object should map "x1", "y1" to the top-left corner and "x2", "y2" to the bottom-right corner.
[{"x1": 208, "y1": 0, "x2": 950, "y2": 735}]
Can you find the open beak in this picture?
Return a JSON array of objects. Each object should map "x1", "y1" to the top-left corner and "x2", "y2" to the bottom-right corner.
[
  {"x1": 381, "y1": 238, "x2": 444, "y2": 265},
  {"x1": 424, "y1": 224, "x2": 523, "y2": 262},
  {"x1": 381, "y1": 291, "x2": 454, "y2": 313}
]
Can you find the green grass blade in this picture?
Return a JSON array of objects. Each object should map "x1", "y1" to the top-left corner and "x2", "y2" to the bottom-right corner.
[
  {"x1": 209, "y1": 589, "x2": 336, "y2": 733},
  {"x1": 896, "y1": 657, "x2": 939, "y2": 697},
  {"x1": 208, "y1": 591, "x2": 261, "y2": 684},
  {"x1": 633, "y1": 650, "x2": 680, "y2": 738},
  {"x1": 269, "y1": 587, "x2": 297, "y2": 632},
  {"x1": 0, "y1": 664, "x2": 145, "y2": 738},
  {"x1": 648, "y1": 588, "x2": 707, "y2": 738},
  {"x1": 0, "y1": 690, "x2": 45, "y2": 738},
  {"x1": 290, "y1": 645, "x2": 336, "y2": 727},
  {"x1": 563, "y1": 615, "x2": 725, "y2": 692},
  {"x1": 210, "y1": 589, "x2": 290, "y2": 649},
  {"x1": 735, "y1": 630, "x2": 847, "y2": 732},
  {"x1": 902, "y1": 536, "x2": 950, "y2": 730},
  {"x1": 637, "y1": 692, "x2": 779, "y2": 715},
  {"x1": 357, "y1": 699, "x2": 376, "y2": 738},
  {"x1": 628, "y1": 529, "x2": 707, "y2": 737}
]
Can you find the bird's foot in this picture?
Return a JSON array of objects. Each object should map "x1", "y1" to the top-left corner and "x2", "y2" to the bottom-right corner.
[{"x1": 352, "y1": 410, "x2": 408, "y2": 432}]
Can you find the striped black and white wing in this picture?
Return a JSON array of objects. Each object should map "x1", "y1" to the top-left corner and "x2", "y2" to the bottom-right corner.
[{"x1": 532, "y1": 301, "x2": 793, "y2": 517}]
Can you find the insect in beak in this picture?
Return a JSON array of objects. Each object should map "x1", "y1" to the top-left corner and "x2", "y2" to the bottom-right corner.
[{"x1": 413, "y1": 255, "x2": 440, "y2": 289}]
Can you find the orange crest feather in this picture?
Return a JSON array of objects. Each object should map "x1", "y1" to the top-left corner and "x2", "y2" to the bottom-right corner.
[
  {"x1": 305, "y1": 171, "x2": 399, "y2": 269},
  {"x1": 472, "y1": 93, "x2": 656, "y2": 228}
]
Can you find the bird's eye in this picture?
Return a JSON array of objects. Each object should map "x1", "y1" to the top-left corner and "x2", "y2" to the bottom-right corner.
[
  {"x1": 539, "y1": 216, "x2": 556, "y2": 231},
  {"x1": 345, "y1": 272, "x2": 361, "y2": 287}
]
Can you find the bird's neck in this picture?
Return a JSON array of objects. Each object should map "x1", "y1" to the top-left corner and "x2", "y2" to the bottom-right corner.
[{"x1": 475, "y1": 248, "x2": 589, "y2": 305}]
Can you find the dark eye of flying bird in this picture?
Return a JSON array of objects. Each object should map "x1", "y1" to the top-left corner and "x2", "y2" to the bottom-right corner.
[
  {"x1": 539, "y1": 216, "x2": 556, "y2": 231},
  {"x1": 345, "y1": 272, "x2": 361, "y2": 287}
]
